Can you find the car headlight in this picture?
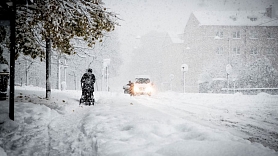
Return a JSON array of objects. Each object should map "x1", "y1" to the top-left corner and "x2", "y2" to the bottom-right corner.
[
  {"x1": 145, "y1": 86, "x2": 152, "y2": 92},
  {"x1": 134, "y1": 86, "x2": 140, "y2": 92}
]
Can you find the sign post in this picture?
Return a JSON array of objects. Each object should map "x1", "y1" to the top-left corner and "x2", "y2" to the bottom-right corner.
[
  {"x1": 181, "y1": 64, "x2": 188, "y2": 93},
  {"x1": 226, "y1": 64, "x2": 232, "y2": 94}
]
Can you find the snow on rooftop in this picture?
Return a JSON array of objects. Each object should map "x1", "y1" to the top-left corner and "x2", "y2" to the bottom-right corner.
[
  {"x1": 135, "y1": 75, "x2": 151, "y2": 78},
  {"x1": 193, "y1": 10, "x2": 278, "y2": 26},
  {"x1": 168, "y1": 32, "x2": 184, "y2": 43}
]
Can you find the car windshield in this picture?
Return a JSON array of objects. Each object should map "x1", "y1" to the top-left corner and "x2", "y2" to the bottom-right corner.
[{"x1": 135, "y1": 78, "x2": 150, "y2": 84}]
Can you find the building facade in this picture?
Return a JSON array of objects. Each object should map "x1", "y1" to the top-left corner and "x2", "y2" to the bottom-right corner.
[{"x1": 168, "y1": 6, "x2": 278, "y2": 93}]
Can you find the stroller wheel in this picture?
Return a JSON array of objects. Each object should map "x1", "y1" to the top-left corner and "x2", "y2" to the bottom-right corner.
[{"x1": 89, "y1": 98, "x2": 93, "y2": 106}]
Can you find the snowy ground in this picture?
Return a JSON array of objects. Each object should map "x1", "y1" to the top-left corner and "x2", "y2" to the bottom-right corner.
[{"x1": 0, "y1": 86, "x2": 278, "y2": 156}]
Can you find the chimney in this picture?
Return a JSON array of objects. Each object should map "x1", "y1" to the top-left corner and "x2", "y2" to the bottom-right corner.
[{"x1": 266, "y1": 5, "x2": 272, "y2": 18}]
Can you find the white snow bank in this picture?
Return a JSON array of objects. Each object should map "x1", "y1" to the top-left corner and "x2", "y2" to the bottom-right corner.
[
  {"x1": 0, "y1": 64, "x2": 8, "y2": 72},
  {"x1": 0, "y1": 147, "x2": 7, "y2": 156},
  {"x1": 0, "y1": 86, "x2": 277, "y2": 155}
]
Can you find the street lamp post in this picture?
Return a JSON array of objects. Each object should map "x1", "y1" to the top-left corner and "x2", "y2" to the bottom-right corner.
[
  {"x1": 64, "y1": 60, "x2": 68, "y2": 83},
  {"x1": 226, "y1": 64, "x2": 232, "y2": 94},
  {"x1": 232, "y1": 77, "x2": 236, "y2": 94},
  {"x1": 181, "y1": 64, "x2": 188, "y2": 93},
  {"x1": 228, "y1": 37, "x2": 230, "y2": 64},
  {"x1": 103, "y1": 59, "x2": 110, "y2": 92}
]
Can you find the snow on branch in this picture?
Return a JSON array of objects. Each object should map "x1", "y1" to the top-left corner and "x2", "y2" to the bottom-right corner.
[{"x1": 15, "y1": 0, "x2": 119, "y2": 60}]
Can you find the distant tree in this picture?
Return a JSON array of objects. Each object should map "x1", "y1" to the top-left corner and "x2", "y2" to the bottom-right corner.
[
  {"x1": 0, "y1": 49, "x2": 8, "y2": 65},
  {"x1": 94, "y1": 31, "x2": 122, "y2": 78},
  {"x1": 16, "y1": 0, "x2": 119, "y2": 98},
  {"x1": 66, "y1": 31, "x2": 122, "y2": 90},
  {"x1": 238, "y1": 57, "x2": 278, "y2": 88},
  {"x1": 0, "y1": 26, "x2": 8, "y2": 65},
  {"x1": 0, "y1": 26, "x2": 6, "y2": 43},
  {"x1": 130, "y1": 31, "x2": 171, "y2": 84}
]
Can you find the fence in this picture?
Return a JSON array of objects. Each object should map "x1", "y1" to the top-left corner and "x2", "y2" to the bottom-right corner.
[{"x1": 221, "y1": 88, "x2": 278, "y2": 95}]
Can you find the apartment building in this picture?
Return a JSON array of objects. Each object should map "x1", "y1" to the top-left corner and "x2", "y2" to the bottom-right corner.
[{"x1": 168, "y1": 6, "x2": 278, "y2": 93}]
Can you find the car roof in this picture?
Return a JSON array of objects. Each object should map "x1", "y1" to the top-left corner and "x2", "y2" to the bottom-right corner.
[{"x1": 135, "y1": 75, "x2": 150, "y2": 79}]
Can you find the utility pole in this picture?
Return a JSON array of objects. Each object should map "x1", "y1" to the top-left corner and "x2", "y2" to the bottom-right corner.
[
  {"x1": 9, "y1": 0, "x2": 16, "y2": 121},
  {"x1": 46, "y1": 38, "x2": 51, "y2": 99}
]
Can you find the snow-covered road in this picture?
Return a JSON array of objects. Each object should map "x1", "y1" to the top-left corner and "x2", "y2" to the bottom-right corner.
[
  {"x1": 1, "y1": 86, "x2": 278, "y2": 156},
  {"x1": 135, "y1": 92, "x2": 278, "y2": 151}
]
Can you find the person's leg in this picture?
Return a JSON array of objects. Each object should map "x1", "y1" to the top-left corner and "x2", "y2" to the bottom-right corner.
[
  {"x1": 91, "y1": 86, "x2": 95, "y2": 104},
  {"x1": 82, "y1": 88, "x2": 85, "y2": 96},
  {"x1": 129, "y1": 87, "x2": 133, "y2": 96}
]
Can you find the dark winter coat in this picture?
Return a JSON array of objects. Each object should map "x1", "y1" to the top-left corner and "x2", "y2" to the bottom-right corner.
[
  {"x1": 127, "y1": 82, "x2": 134, "y2": 95},
  {"x1": 81, "y1": 73, "x2": 95, "y2": 90}
]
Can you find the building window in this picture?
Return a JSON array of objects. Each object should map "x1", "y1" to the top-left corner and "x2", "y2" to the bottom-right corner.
[
  {"x1": 216, "y1": 47, "x2": 224, "y2": 55},
  {"x1": 266, "y1": 48, "x2": 275, "y2": 55},
  {"x1": 233, "y1": 47, "x2": 240, "y2": 55},
  {"x1": 267, "y1": 31, "x2": 275, "y2": 39},
  {"x1": 215, "y1": 31, "x2": 223, "y2": 39},
  {"x1": 250, "y1": 47, "x2": 258, "y2": 55},
  {"x1": 229, "y1": 15, "x2": 237, "y2": 21},
  {"x1": 248, "y1": 16, "x2": 258, "y2": 21},
  {"x1": 250, "y1": 17, "x2": 257, "y2": 21},
  {"x1": 249, "y1": 30, "x2": 258, "y2": 39},
  {"x1": 232, "y1": 31, "x2": 240, "y2": 39}
]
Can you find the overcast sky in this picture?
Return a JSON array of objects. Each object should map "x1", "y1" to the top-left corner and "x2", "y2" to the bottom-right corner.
[
  {"x1": 104, "y1": 0, "x2": 277, "y2": 38},
  {"x1": 103, "y1": 0, "x2": 277, "y2": 57}
]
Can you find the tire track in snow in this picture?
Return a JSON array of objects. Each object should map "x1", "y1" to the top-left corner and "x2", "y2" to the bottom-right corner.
[{"x1": 134, "y1": 95, "x2": 278, "y2": 151}]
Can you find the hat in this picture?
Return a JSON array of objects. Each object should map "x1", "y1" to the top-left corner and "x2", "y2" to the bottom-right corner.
[{"x1": 88, "y1": 68, "x2": 92, "y2": 73}]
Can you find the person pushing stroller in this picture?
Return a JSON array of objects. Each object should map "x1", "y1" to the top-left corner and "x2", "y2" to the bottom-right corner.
[{"x1": 80, "y1": 68, "x2": 95, "y2": 105}]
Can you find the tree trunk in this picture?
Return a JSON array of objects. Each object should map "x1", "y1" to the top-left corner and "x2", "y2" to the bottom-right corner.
[
  {"x1": 74, "y1": 73, "x2": 76, "y2": 90},
  {"x1": 25, "y1": 60, "x2": 28, "y2": 86},
  {"x1": 57, "y1": 56, "x2": 60, "y2": 90},
  {"x1": 25, "y1": 69, "x2": 28, "y2": 86},
  {"x1": 46, "y1": 38, "x2": 51, "y2": 99},
  {"x1": 64, "y1": 60, "x2": 67, "y2": 83}
]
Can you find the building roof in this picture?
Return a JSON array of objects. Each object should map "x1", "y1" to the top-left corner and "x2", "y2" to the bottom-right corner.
[
  {"x1": 135, "y1": 75, "x2": 150, "y2": 79},
  {"x1": 168, "y1": 32, "x2": 183, "y2": 43},
  {"x1": 193, "y1": 10, "x2": 278, "y2": 26}
]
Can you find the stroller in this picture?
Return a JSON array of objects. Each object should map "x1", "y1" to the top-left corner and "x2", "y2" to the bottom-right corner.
[{"x1": 80, "y1": 82, "x2": 95, "y2": 106}]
